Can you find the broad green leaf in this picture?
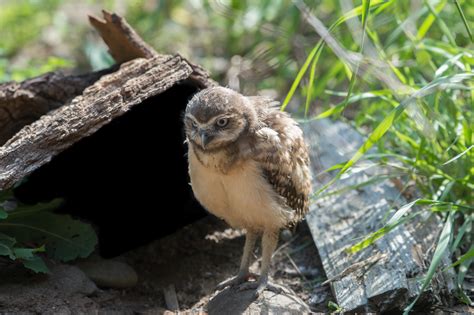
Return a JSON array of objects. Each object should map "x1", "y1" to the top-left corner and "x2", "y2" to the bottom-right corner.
[
  {"x1": 8, "y1": 198, "x2": 62, "y2": 218},
  {"x1": 22, "y1": 256, "x2": 49, "y2": 274},
  {"x1": 0, "y1": 242, "x2": 15, "y2": 259},
  {"x1": 13, "y1": 245, "x2": 45, "y2": 260},
  {"x1": 0, "y1": 212, "x2": 97, "y2": 262},
  {"x1": 0, "y1": 207, "x2": 7, "y2": 219}
]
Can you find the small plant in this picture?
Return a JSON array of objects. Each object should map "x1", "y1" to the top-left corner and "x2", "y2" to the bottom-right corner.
[
  {"x1": 0, "y1": 189, "x2": 97, "y2": 273},
  {"x1": 328, "y1": 300, "x2": 344, "y2": 313}
]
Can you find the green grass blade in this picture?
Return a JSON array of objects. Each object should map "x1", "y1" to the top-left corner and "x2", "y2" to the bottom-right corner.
[
  {"x1": 454, "y1": 0, "x2": 474, "y2": 42},
  {"x1": 314, "y1": 73, "x2": 474, "y2": 197},
  {"x1": 281, "y1": 43, "x2": 321, "y2": 111},
  {"x1": 347, "y1": 199, "x2": 420, "y2": 254},
  {"x1": 336, "y1": 0, "x2": 371, "y2": 118},
  {"x1": 304, "y1": 45, "x2": 323, "y2": 117},
  {"x1": 424, "y1": 0, "x2": 456, "y2": 46},
  {"x1": 403, "y1": 211, "x2": 454, "y2": 314},
  {"x1": 451, "y1": 217, "x2": 472, "y2": 254},
  {"x1": 448, "y1": 246, "x2": 474, "y2": 269},
  {"x1": 417, "y1": 0, "x2": 447, "y2": 41},
  {"x1": 442, "y1": 145, "x2": 474, "y2": 165},
  {"x1": 282, "y1": 0, "x2": 391, "y2": 111}
]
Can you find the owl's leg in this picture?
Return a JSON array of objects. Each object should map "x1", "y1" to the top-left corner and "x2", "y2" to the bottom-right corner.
[
  {"x1": 238, "y1": 229, "x2": 281, "y2": 297},
  {"x1": 216, "y1": 230, "x2": 257, "y2": 290}
]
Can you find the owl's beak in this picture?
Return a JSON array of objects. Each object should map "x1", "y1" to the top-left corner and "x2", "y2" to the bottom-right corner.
[{"x1": 199, "y1": 130, "x2": 212, "y2": 149}]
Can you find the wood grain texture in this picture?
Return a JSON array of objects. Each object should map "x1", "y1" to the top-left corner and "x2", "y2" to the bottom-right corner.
[
  {"x1": 89, "y1": 10, "x2": 157, "y2": 63},
  {"x1": 302, "y1": 119, "x2": 455, "y2": 312},
  {"x1": 0, "y1": 68, "x2": 113, "y2": 146},
  {"x1": 0, "y1": 55, "x2": 195, "y2": 190}
]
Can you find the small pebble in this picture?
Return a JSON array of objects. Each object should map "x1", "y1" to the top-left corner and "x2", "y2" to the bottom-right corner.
[{"x1": 77, "y1": 260, "x2": 138, "y2": 289}]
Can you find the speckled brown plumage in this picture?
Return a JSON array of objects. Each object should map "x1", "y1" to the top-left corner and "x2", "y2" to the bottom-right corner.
[{"x1": 184, "y1": 86, "x2": 312, "y2": 296}]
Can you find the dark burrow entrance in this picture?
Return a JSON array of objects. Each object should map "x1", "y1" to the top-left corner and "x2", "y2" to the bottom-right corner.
[{"x1": 14, "y1": 83, "x2": 207, "y2": 257}]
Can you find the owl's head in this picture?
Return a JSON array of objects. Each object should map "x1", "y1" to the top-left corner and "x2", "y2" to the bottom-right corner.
[{"x1": 184, "y1": 87, "x2": 258, "y2": 151}]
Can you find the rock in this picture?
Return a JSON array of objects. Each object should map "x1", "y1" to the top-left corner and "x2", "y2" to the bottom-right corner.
[
  {"x1": 280, "y1": 229, "x2": 293, "y2": 242},
  {"x1": 49, "y1": 265, "x2": 98, "y2": 295},
  {"x1": 207, "y1": 282, "x2": 310, "y2": 315},
  {"x1": 77, "y1": 259, "x2": 138, "y2": 289}
]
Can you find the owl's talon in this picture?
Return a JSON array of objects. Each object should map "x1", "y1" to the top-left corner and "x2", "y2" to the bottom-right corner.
[
  {"x1": 216, "y1": 272, "x2": 256, "y2": 291},
  {"x1": 237, "y1": 278, "x2": 283, "y2": 298}
]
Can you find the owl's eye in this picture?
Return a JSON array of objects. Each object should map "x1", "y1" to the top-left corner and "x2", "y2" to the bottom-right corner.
[
  {"x1": 191, "y1": 120, "x2": 198, "y2": 128},
  {"x1": 216, "y1": 117, "x2": 229, "y2": 127}
]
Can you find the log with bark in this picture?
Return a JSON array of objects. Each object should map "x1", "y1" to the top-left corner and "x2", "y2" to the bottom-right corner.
[{"x1": 0, "y1": 11, "x2": 214, "y2": 190}]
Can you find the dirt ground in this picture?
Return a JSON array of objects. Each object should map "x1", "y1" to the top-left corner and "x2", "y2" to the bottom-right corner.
[
  {"x1": 107, "y1": 216, "x2": 332, "y2": 313},
  {"x1": 0, "y1": 215, "x2": 332, "y2": 313},
  {"x1": 1, "y1": 215, "x2": 473, "y2": 313}
]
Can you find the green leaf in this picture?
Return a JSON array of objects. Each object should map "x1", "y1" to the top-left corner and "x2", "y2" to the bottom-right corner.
[
  {"x1": 0, "y1": 241, "x2": 15, "y2": 259},
  {"x1": 328, "y1": 301, "x2": 343, "y2": 312},
  {"x1": 0, "y1": 207, "x2": 7, "y2": 219},
  {"x1": 22, "y1": 255, "x2": 49, "y2": 274},
  {"x1": 13, "y1": 245, "x2": 45, "y2": 260},
  {"x1": 8, "y1": 198, "x2": 63, "y2": 218},
  {"x1": 403, "y1": 212, "x2": 454, "y2": 314},
  {"x1": 0, "y1": 212, "x2": 97, "y2": 262},
  {"x1": 0, "y1": 232, "x2": 16, "y2": 259}
]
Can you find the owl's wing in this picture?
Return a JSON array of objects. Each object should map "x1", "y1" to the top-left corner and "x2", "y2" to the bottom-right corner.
[
  {"x1": 250, "y1": 108, "x2": 312, "y2": 225},
  {"x1": 247, "y1": 96, "x2": 280, "y2": 109}
]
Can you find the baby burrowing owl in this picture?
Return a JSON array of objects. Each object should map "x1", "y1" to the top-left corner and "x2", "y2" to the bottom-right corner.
[{"x1": 184, "y1": 87, "x2": 312, "y2": 296}]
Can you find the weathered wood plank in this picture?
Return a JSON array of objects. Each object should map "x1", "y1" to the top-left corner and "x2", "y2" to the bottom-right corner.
[{"x1": 302, "y1": 119, "x2": 455, "y2": 312}]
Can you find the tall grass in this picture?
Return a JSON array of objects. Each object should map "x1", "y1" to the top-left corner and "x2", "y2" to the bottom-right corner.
[{"x1": 286, "y1": 0, "x2": 473, "y2": 310}]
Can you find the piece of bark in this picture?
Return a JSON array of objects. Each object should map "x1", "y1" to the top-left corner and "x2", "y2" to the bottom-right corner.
[
  {"x1": 88, "y1": 10, "x2": 216, "y2": 88},
  {"x1": 89, "y1": 10, "x2": 157, "y2": 63},
  {"x1": 0, "y1": 55, "x2": 198, "y2": 190},
  {"x1": 302, "y1": 119, "x2": 455, "y2": 312},
  {"x1": 0, "y1": 68, "x2": 114, "y2": 146}
]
